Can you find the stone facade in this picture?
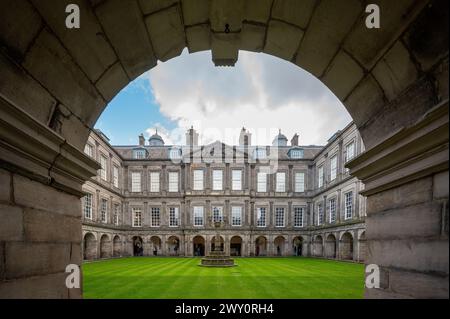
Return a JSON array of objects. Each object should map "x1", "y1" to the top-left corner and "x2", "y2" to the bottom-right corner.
[{"x1": 81, "y1": 124, "x2": 366, "y2": 261}]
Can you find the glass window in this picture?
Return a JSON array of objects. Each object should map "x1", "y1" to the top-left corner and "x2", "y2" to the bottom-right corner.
[
  {"x1": 232, "y1": 170, "x2": 242, "y2": 190},
  {"x1": 113, "y1": 166, "x2": 119, "y2": 188},
  {"x1": 169, "y1": 148, "x2": 181, "y2": 160},
  {"x1": 212, "y1": 206, "x2": 223, "y2": 223},
  {"x1": 113, "y1": 204, "x2": 120, "y2": 225},
  {"x1": 193, "y1": 170, "x2": 204, "y2": 190},
  {"x1": 276, "y1": 172, "x2": 286, "y2": 192},
  {"x1": 131, "y1": 172, "x2": 141, "y2": 192},
  {"x1": 132, "y1": 208, "x2": 142, "y2": 227},
  {"x1": 84, "y1": 144, "x2": 93, "y2": 157},
  {"x1": 317, "y1": 204, "x2": 324, "y2": 225},
  {"x1": 101, "y1": 199, "x2": 108, "y2": 223},
  {"x1": 212, "y1": 170, "x2": 223, "y2": 190},
  {"x1": 151, "y1": 207, "x2": 160, "y2": 227},
  {"x1": 345, "y1": 192, "x2": 353, "y2": 220},
  {"x1": 275, "y1": 207, "x2": 285, "y2": 227},
  {"x1": 290, "y1": 149, "x2": 304, "y2": 159},
  {"x1": 346, "y1": 141, "x2": 355, "y2": 162},
  {"x1": 329, "y1": 198, "x2": 337, "y2": 223},
  {"x1": 150, "y1": 172, "x2": 159, "y2": 192},
  {"x1": 231, "y1": 206, "x2": 242, "y2": 226},
  {"x1": 133, "y1": 149, "x2": 146, "y2": 159},
  {"x1": 257, "y1": 172, "x2": 267, "y2": 192},
  {"x1": 295, "y1": 172, "x2": 305, "y2": 192},
  {"x1": 193, "y1": 206, "x2": 204, "y2": 226},
  {"x1": 294, "y1": 207, "x2": 304, "y2": 227},
  {"x1": 254, "y1": 148, "x2": 266, "y2": 159},
  {"x1": 330, "y1": 155, "x2": 338, "y2": 181},
  {"x1": 169, "y1": 207, "x2": 179, "y2": 227},
  {"x1": 318, "y1": 165, "x2": 324, "y2": 188},
  {"x1": 256, "y1": 207, "x2": 266, "y2": 227},
  {"x1": 83, "y1": 193, "x2": 92, "y2": 219},
  {"x1": 168, "y1": 172, "x2": 178, "y2": 192},
  {"x1": 100, "y1": 155, "x2": 107, "y2": 181}
]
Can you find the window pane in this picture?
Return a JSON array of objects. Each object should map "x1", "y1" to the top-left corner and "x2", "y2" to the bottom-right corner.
[
  {"x1": 83, "y1": 193, "x2": 92, "y2": 219},
  {"x1": 275, "y1": 208, "x2": 285, "y2": 227},
  {"x1": 193, "y1": 206, "x2": 204, "y2": 226},
  {"x1": 294, "y1": 207, "x2": 304, "y2": 227},
  {"x1": 150, "y1": 172, "x2": 160, "y2": 192},
  {"x1": 193, "y1": 170, "x2": 204, "y2": 190},
  {"x1": 100, "y1": 155, "x2": 107, "y2": 181},
  {"x1": 231, "y1": 206, "x2": 242, "y2": 226},
  {"x1": 151, "y1": 207, "x2": 160, "y2": 227},
  {"x1": 295, "y1": 172, "x2": 305, "y2": 192},
  {"x1": 212, "y1": 170, "x2": 223, "y2": 190},
  {"x1": 168, "y1": 172, "x2": 178, "y2": 192},
  {"x1": 169, "y1": 207, "x2": 179, "y2": 227},
  {"x1": 131, "y1": 172, "x2": 141, "y2": 192},
  {"x1": 330, "y1": 155, "x2": 337, "y2": 181},
  {"x1": 232, "y1": 170, "x2": 242, "y2": 190},
  {"x1": 132, "y1": 208, "x2": 142, "y2": 227},
  {"x1": 318, "y1": 166, "x2": 324, "y2": 188},
  {"x1": 276, "y1": 172, "x2": 286, "y2": 192},
  {"x1": 257, "y1": 172, "x2": 267, "y2": 192},
  {"x1": 256, "y1": 207, "x2": 266, "y2": 227}
]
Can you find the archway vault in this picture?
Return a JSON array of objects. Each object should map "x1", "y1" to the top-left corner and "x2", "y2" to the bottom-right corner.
[{"x1": 0, "y1": 0, "x2": 448, "y2": 299}]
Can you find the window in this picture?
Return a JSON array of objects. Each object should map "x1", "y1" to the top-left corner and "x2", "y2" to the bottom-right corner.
[
  {"x1": 113, "y1": 204, "x2": 120, "y2": 225},
  {"x1": 132, "y1": 208, "x2": 142, "y2": 227},
  {"x1": 276, "y1": 172, "x2": 286, "y2": 192},
  {"x1": 113, "y1": 166, "x2": 119, "y2": 188},
  {"x1": 83, "y1": 193, "x2": 92, "y2": 219},
  {"x1": 150, "y1": 172, "x2": 160, "y2": 192},
  {"x1": 212, "y1": 170, "x2": 223, "y2": 190},
  {"x1": 295, "y1": 172, "x2": 305, "y2": 192},
  {"x1": 193, "y1": 170, "x2": 204, "y2": 190},
  {"x1": 345, "y1": 192, "x2": 353, "y2": 220},
  {"x1": 294, "y1": 207, "x2": 304, "y2": 227},
  {"x1": 275, "y1": 208, "x2": 285, "y2": 227},
  {"x1": 231, "y1": 206, "x2": 242, "y2": 226},
  {"x1": 329, "y1": 198, "x2": 336, "y2": 223},
  {"x1": 169, "y1": 207, "x2": 179, "y2": 227},
  {"x1": 345, "y1": 141, "x2": 355, "y2": 162},
  {"x1": 193, "y1": 206, "x2": 204, "y2": 226},
  {"x1": 290, "y1": 149, "x2": 304, "y2": 159},
  {"x1": 212, "y1": 206, "x2": 223, "y2": 223},
  {"x1": 254, "y1": 148, "x2": 266, "y2": 159},
  {"x1": 318, "y1": 165, "x2": 324, "y2": 188},
  {"x1": 131, "y1": 172, "x2": 141, "y2": 192},
  {"x1": 169, "y1": 148, "x2": 181, "y2": 160},
  {"x1": 133, "y1": 149, "x2": 146, "y2": 159},
  {"x1": 330, "y1": 155, "x2": 338, "y2": 181},
  {"x1": 232, "y1": 170, "x2": 242, "y2": 190},
  {"x1": 100, "y1": 155, "x2": 107, "y2": 181},
  {"x1": 317, "y1": 204, "x2": 324, "y2": 225},
  {"x1": 101, "y1": 199, "x2": 108, "y2": 223},
  {"x1": 151, "y1": 207, "x2": 160, "y2": 227},
  {"x1": 84, "y1": 144, "x2": 93, "y2": 157},
  {"x1": 256, "y1": 207, "x2": 266, "y2": 227},
  {"x1": 257, "y1": 172, "x2": 267, "y2": 192},
  {"x1": 168, "y1": 172, "x2": 178, "y2": 192}
]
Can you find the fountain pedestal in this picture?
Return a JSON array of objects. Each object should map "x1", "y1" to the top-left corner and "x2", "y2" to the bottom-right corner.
[{"x1": 199, "y1": 221, "x2": 235, "y2": 267}]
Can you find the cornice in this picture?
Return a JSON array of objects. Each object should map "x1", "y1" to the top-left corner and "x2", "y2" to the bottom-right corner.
[
  {"x1": 0, "y1": 94, "x2": 100, "y2": 197},
  {"x1": 347, "y1": 100, "x2": 449, "y2": 196}
]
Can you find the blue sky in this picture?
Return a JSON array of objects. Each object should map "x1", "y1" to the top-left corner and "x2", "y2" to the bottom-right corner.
[{"x1": 95, "y1": 49, "x2": 352, "y2": 147}]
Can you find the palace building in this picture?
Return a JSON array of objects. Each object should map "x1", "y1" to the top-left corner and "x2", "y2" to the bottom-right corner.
[{"x1": 81, "y1": 123, "x2": 366, "y2": 262}]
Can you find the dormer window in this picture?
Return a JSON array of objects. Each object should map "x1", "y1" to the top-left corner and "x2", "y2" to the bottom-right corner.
[
  {"x1": 169, "y1": 147, "x2": 182, "y2": 160},
  {"x1": 254, "y1": 148, "x2": 267, "y2": 159},
  {"x1": 289, "y1": 148, "x2": 304, "y2": 159},
  {"x1": 133, "y1": 149, "x2": 146, "y2": 159}
]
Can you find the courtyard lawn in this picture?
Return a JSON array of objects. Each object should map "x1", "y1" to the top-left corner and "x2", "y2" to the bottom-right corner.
[{"x1": 82, "y1": 257, "x2": 364, "y2": 299}]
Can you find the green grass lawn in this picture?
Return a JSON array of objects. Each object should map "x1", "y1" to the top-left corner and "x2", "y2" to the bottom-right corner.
[{"x1": 82, "y1": 257, "x2": 364, "y2": 299}]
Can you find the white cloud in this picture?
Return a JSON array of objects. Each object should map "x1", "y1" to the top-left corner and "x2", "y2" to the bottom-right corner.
[{"x1": 145, "y1": 49, "x2": 352, "y2": 146}]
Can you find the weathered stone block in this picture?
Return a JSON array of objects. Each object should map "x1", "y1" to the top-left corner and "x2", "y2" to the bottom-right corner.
[
  {"x1": 365, "y1": 287, "x2": 413, "y2": 299},
  {"x1": 0, "y1": 168, "x2": 11, "y2": 202},
  {"x1": 139, "y1": 0, "x2": 179, "y2": 14},
  {"x1": 0, "y1": 272, "x2": 69, "y2": 298},
  {"x1": 389, "y1": 269, "x2": 449, "y2": 298},
  {"x1": 5, "y1": 242, "x2": 71, "y2": 279},
  {"x1": 22, "y1": 29, "x2": 105, "y2": 127},
  {"x1": 295, "y1": 0, "x2": 362, "y2": 77},
  {"x1": 264, "y1": 20, "x2": 304, "y2": 61},
  {"x1": 367, "y1": 177, "x2": 433, "y2": 213},
  {"x1": 95, "y1": 0, "x2": 157, "y2": 79},
  {"x1": 433, "y1": 171, "x2": 449, "y2": 200},
  {"x1": 244, "y1": 0, "x2": 272, "y2": 23},
  {"x1": 0, "y1": 0, "x2": 42, "y2": 58},
  {"x1": 272, "y1": 0, "x2": 316, "y2": 29},
  {"x1": 182, "y1": 0, "x2": 209, "y2": 25},
  {"x1": 373, "y1": 41, "x2": 418, "y2": 101},
  {"x1": 14, "y1": 174, "x2": 81, "y2": 217},
  {"x1": 0, "y1": 52, "x2": 57, "y2": 125},
  {"x1": 210, "y1": 0, "x2": 244, "y2": 32},
  {"x1": 186, "y1": 25, "x2": 210, "y2": 53},
  {"x1": 95, "y1": 62, "x2": 129, "y2": 102},
  {"x1": 0, "y1": 204, "x2": 23, "y2": 241},
  {"x1": 145, "y1": 5, "x2": 186, "y2": 62},
  {"x1": 31, "y1": 0, "x2": 117, "y2": 82},
  {"x1": 322, "y1": 50, "x2": 364, "y2": 100},
  {"x1": 23, "y1": 208, "x2": 82, "y2": 243},
  {"x1": 240, "y1": 23, "x2": 266, "y2": 52}
]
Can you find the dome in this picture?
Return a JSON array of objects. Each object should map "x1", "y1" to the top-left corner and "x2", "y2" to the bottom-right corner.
[
  {"x1": 148, "y1": 130, "x2": 165, "y2": 146},
  {"x1": 272, "y1": 129, "x2": 288, "y2": 146}
]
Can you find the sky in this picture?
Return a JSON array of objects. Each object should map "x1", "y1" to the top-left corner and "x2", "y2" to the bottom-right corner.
[{"x1": 95, "y1": 49, "x2": 352, "y2": 147}]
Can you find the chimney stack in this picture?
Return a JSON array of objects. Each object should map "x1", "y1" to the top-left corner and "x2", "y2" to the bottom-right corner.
[
  {"x1": 239, "y1": 127, "x2": 252, "y2": 146},
  {"x1": 138, "y1": 133, "x2": 145, "y2": 146},
  {"x1": 186, "y1": 126, "x2": 199, "y2": 146},
  {"x1": 291, "y1": 133, "x2": 299, "y2": 146}
]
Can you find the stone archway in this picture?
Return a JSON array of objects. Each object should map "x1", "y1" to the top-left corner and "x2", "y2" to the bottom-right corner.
[
  {"x1": 340, "y1": 232, "x2": 354, "y2": 261},
  {"x1": 255, "y1": 236, "x2": 267, "y2": 256},
  {"x1": 150, "y1": 236, "x2": 162, "y2": 256},
  {"x1": 167, "y1": 236, "x2": 181, "y2": 256},
  {"x1": 83, "y1": 232, "x2": 97, "y2": 260},
  {"x1": 132, "y1": 236, "x2": 144, "y2": 257},
  {"x1": 0, "y1": 0, "x2": 448, "y2": 299},
  {"x1": 113, "y1": 235, "x2": 121, "y2": 257},
  {"x1": 325, "y1": 234, "x2": 337, "y2": 259},
  {"x1": 193, "y1": 235, "x2": 205, "y2": 256},
  {"x1": 100, "y1": 234, "x2": 111, "y2": 259},
  {"x1": 313, "y1": 235, "x2": 324, "y2": 257},
  {"x1": 230, "y1": 236, "x2": 243, "y2": 256},
  {"x1": 211, "y1": 235, "x2": 224, "y2": 252},
  {"x1": 274, "y1": 236, "x2": 286, "y2": 256},
  {"x1": 293, "y1": 236, "x2": 304, "y2": 256}
]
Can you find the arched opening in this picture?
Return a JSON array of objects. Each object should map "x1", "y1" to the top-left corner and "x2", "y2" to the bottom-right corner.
[
  {"x1": 132, "y1": 236, "x2": 144, "y2": 257},
  {"x1": 83, "y1": 233, "x2": 97, "y2": 260},
  {"x1": 292, "y1": 236, "x2": 304, "y2": 256},
  {"x1": 274, "y1": 236, "x2": 286, "y2": 256},
  {"x1": 340, "y1": 232, "x2": 354, "y2": 260},
  {"x1": 193, "y1": 236, "x2": 205, "y2": 257},
  {"x1": 167, "y1": 236, "x2": 180, "y2": 256},
  {"x1": 325, "y1": 234, "x2": 337, "y2": 259},
  {"x1": 313, "y1": 235, "x2": 324, "y2": 257},
  {"x1": 359, "y1": 231, "x2": 367, "y2": 262},
  {"x1": 255, "y1": 236, "x2": 267, "y2": 257},
  {"x1": 211, "y1": 235, "x2": 224, "y2": 252},
  {"x1": 113, "y1": 235, "x2": 121, "y2": 257},
  {"x1": 150, "y1": 236, "x2": 162, "y2": 256},
  {"x1": 100, "y1": 234, "x2": 111, "y2": 259},
  {"x1": 230, "y1": 236, "x2": 243, "y2": 256}
]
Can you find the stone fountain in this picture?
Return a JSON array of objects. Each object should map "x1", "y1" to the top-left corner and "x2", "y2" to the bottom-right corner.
[{"x1": 200, "y1": 219, "x2": 235, "y2": 267}]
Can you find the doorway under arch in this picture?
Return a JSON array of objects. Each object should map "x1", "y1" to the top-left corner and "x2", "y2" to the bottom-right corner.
[
  {"x1": 255, "y1": 236, "x2": 267, "y2": 256},
  {"x1": 230, "y1": 236, "x2": 243, "y2": 256},
  {"x1": 168, "y1": 236, "x2": 181, "y2": 256},
  {"x1": 340, "y1": 232, "x2": 354, "y2": 260},
  {"x1": 99, "y1": 234, "x2": 111, "y2": 259},
  {"x1": 274, "y1": 236, "x2": 286, "y2": 256},
  {"x1": 313, "y1": 235, "x2": 324, "y2": 257},
  {"x1": 83, "y1": 232, "x2": 97, "y2": 260},
  {"x1": 132, "y1": 236, "x2": 144, "y2": 257},
  {"x1": 325, "y1": 234, "x2": 337, "y2": 259},
  {"x1": 193, "y1": 236, "x2": 205, "y2": 257},
  {"x1": 113, "y1": 235, "x2": 121, "y2": 257},
  {"x1": 293, "y1": 236, "x2": 304, "y2": 256}
]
